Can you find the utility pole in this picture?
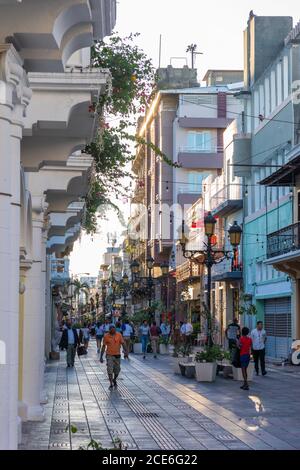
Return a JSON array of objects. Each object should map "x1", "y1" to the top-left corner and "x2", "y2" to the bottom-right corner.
[{"x1": 186, "y1": 43, "x2": 203, "y2": 69}]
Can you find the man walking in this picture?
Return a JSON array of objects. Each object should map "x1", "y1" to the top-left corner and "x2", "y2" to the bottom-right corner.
[
  {"x1": 180, "y1": 320, "x2": 193, "y2": 353},
  {"x1": 251, "y1": 321, "x2": 267, "y2": 376},
  {"x1": 59, "y1": 318, "x2": 80, "y2": 367},
  {"x1": 225, "y1": 317, "x2": 241, "y2": 356},
  {"x1": 149, "y1": 321, "x2": 161, "y2": 359},
  {"x1": 139, "y1": 320, "x2": 150, "y2": 360},
  {"x1": 100, "y1": 324, "x2": 128, "y2": 389},
  {"x1": 160, "y1": 320, "x2": 170, "y2": 344},
  {"x1": 122, "y1": 319, "x2": 133, "y2": 356}
]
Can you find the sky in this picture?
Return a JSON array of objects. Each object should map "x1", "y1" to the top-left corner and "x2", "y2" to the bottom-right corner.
[{"x1": 69, "y1": 0, "x2": 300, "y2": 276}]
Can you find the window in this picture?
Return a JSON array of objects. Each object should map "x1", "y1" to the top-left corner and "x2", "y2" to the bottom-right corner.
[
  {"x1": 187, "y1": 172, "x2": 208, "y2": 193},
  {"x1": 277, "y1": 62, "x2": 283, "y2": 106},
  {"x1": 283, "y1": 55, "x2": 289, "y2": 100},
  {"x1": 256, "y1": 262, "x2": 262, "y2": 283},
  {"x1": 254, "y1": 90, "x2": 259, "y2": 128},
  {"x1": 271, "y1": 70, "x2": 276, "y2": 111},
  {"x1": 187, "y1": 131, "x2": 212, "y2": 152},
  {"x1": 259, "y1": 85, "x2": 265, "y2": 116},
  {"x1": 265, "y1": 77, "x2": 270, "y2": 116}
]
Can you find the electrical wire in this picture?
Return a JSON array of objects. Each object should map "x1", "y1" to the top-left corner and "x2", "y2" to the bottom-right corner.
[{"x1": 180, "y1": 96, "x2": 298, "y2": 127}]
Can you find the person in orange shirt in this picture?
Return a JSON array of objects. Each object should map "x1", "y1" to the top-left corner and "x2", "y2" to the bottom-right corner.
[{"x1": 100, "y1": 324, "x2": 128, "y2": 389}]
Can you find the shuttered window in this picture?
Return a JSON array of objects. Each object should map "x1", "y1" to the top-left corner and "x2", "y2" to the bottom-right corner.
[
  {"x1": 264, "y1": 298, "x2": 291, "y2": 337},
  {"x1": 264, "y1": 298, "x2": 292, "y2": 359}
]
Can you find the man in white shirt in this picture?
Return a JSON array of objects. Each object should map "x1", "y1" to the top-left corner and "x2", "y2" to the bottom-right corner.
[
  {"x1": 180, "y1": 320, "x2": 193, "y2": 352},
  {"x1": 251, "y1": 321, "x2": 267, "y2": 376},
  {"x1": 122, "y1": 320, "x2": 133, "y2": 356}
]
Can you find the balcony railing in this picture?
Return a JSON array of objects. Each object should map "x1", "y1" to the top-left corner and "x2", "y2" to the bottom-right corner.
[
  {"x1": 51, "y1": 259, "x2": 70, "y2": 282},
  {"x1": 267, "y1": 222, "x2": 300, "y2": 259},
  {"x1": 179, "y1": 145, "x2": 222, "y2": 154},
  {"x1": 210, "y1": 184, "x2": 242, "y2": 212}
]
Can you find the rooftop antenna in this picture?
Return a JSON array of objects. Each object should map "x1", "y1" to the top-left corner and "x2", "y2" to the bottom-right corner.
[
  {"x1": 186, "y1": 43, "x2": 203, "y2": 69},
  {"x1": 158, "y1": 34, "x2": 162, "y2": 68}
]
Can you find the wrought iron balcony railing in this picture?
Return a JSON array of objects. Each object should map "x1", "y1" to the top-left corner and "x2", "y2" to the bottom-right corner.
[{"x1": 267, "y1": 222, "x2": 300, "y2": 259}]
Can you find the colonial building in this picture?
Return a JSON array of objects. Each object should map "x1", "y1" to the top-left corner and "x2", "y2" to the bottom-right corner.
[
  {"x1": 234, "y1": 14, "x2": 298, "y2": 359},
  {"x1": 0, "y1": 0, "x2": 116, "y2": 450},
  {"x1": 129, "y1": 66, "x2": 243, "y2": 319}
]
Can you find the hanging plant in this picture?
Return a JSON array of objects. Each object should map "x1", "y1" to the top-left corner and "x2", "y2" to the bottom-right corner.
[{"x1": 82, "y1": 33, "x2": 180, "y2": 234}]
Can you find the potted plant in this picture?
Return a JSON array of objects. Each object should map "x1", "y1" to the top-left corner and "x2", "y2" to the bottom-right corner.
[
  {"x1": 133, "y1": 336, "x2": 143, "y2": 354},
  {"x1": 173, "y1": 344, "x2": 193, "y2": 374},
  {"x1": 195, "y1": 345, "x2": 223, "y2": 382},
  {"x1": 158, "y1": 336, "x2": 169, "y2": 355}
]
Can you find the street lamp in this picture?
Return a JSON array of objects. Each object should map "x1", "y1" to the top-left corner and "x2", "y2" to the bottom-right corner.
[
  {"x1": 120, "y1": 272, "x2": 130, "y2": 316},
  {"x1": 130, "y1": 259, "x2": 140, "y2": 275},
  {"x1": 160, "y1": 261, "x2": 169, "y2": 276},
  {"x1": 160, "y1": 261, "x2": 170, "y2": 323},
  {"x1": 180, "y1": 213, "x2": 242, "y2": 347}
]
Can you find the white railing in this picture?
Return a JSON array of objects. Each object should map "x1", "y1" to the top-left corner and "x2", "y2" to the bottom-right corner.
[
  {"x1": 179, "y1": 146, "x2": 220, "y2": 154},
  {"x1": 210, "y1": 184, "x2": 242, "y2": 211}
]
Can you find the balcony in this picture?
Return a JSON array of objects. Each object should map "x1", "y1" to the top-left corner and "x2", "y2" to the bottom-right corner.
[
  {"x1": 212, "y1": 257, "x2": 242, "y2": 283},
  {"x1": 51, "y1": 258, "x2": 70, "y2": 284},
  {"x1": 176, "y1": 260, "x2": 204, "y2": 283},
  {"x1": 266, "y1": 222, "x2": 300, "y2": 278},
  {"x1": 232, "y1": 134, "x2": 252, "y2": 177},
  {"x1": 211, "y1": 184, "x2": 243, "y2": 217},
  {"x1": 267, "y1": 223, "x2": 300, "y2": 258},
  {"x1": 178, "y1": 146, "x2": 223, "y2": 169}
]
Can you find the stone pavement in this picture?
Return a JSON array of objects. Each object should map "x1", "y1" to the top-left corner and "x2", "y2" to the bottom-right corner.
[{"x1": 19, "y1": 340, "x2": 300, "y2": 450}]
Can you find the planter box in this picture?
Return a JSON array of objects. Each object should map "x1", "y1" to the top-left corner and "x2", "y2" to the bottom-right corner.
[
  {"x1": 179, "y1": 362, "x2": 195, "y2": 378},
  {"x1": 159, "y1": 344, "x2": 169, "y2": 355},
  {"x1": 232, "y1": 362, "x2": 254, "y2": 381},
  {"x1": 174, "y1": 356, "x2": 189, "y2": 374},
  {"x1": 195, "y1": 362, "x2": 217, "y2": 382},
  {"x1": 133, "y1": 343, "x2": 143, "y2": 354}
]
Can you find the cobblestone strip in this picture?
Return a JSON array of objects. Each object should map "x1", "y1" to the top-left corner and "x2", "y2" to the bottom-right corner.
[
  {"x1": 77, "y1": 356, "x2": 140, "y2": 449},
  {"x1": 85, "y1": 355, "x2": 182, "y2": 450},
  {"x1": 128, "y1": 358, "x2": 293, "y2": 450},
  {"x1": 48, "y1": 363, "x2": 71, "y2": 450},
  {"x1": 121, "y1": 361, "x2": 248, "y2": 450}
]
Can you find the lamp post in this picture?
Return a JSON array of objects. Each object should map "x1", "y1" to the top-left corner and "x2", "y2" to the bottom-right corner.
[
  {"x1": 130, "y1": 259, "x2": 170, "y2": 321},
  {"x1": 160, "y1": 261, "x2": 169, "y2": 321},
  {"x1": 146, "y1": 257, "x2": 154, "y2": 308},
  {"x1": 119, "y1": 272, "x2": 130, "y2": 317},
  {"x1": 111, "y1": 275, "x2": 117, "y2": 316},
  {"x1": 180, "y1": 213, "x2": 242, "y2": 347},
  {"x1": 101, "y1": 280, "x2": 107, "y2": 318}
]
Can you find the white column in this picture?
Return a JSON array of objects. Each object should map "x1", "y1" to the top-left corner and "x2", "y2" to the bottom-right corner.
[
  {"x1": 0, "y1": 45, "x2": 31, "y2": 450},
  {"x1": 0, "y1": 92, "x2": 13, "y2": 451},
  {"x1": 22, "y1": 198, "x2": 46, "y2": 421},
  {"x1": 44, "y1": 254, "x2": 52, "y2": 359},
  {"x1": 40, "y1": 227, "x2": 48, "y2": 405}
]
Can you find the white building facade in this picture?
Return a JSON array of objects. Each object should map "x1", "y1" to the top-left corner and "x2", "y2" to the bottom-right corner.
[{"x1": 0, "y1": 0, "x2": 116, "y2": 449}]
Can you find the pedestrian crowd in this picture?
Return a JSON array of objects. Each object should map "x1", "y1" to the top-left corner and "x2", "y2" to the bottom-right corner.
[{"x1": 58, "y1": 314, "x2": 267, "y2": 392}]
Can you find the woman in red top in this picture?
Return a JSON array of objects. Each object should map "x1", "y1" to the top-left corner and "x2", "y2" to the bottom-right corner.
[{"x1": 238, "y1": 327, "x2": 252, "y2": 390}]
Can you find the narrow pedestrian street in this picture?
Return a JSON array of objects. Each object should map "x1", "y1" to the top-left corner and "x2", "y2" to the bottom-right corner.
[{"x1": 19, "y1": 340, "x2": 300, "y2": 451}]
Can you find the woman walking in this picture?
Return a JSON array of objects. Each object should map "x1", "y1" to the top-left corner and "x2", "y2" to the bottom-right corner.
[{"x1": 139, "y1": 320, "x2": 150, "y2": 360}]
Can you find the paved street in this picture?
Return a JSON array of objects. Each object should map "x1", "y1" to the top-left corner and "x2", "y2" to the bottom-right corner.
[{"x1": 19, "y1": 339, "x2": 300, "y2": 451}]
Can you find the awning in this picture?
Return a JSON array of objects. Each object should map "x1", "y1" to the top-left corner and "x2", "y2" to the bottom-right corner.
[{"x1": 259, "y1": 153, "x2": 300, "y2": 187}]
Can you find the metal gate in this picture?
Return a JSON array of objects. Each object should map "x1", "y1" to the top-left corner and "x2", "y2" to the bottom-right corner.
[{"x1": 264, "y1": 298, "x2": 292, "y2": 359}]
